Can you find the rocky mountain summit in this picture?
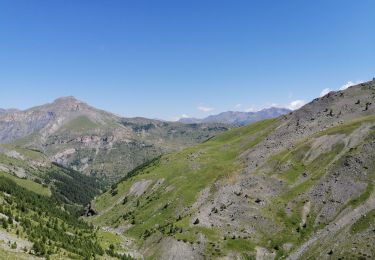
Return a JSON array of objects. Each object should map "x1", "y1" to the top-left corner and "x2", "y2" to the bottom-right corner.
[
  {"x1": 90, "y1": 79, "x2": 375, "y2": 259},
  {"x1": 0, "y1": 97, "x2": 229, "y2": 181},
  {"x1": 179, "y1": 107, "x2": 291, "y2": 125}
]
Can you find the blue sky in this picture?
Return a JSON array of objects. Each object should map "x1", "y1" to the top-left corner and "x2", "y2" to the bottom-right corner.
[{"x1": 0, "y1": 1, "x2": 374, "y2": 120}]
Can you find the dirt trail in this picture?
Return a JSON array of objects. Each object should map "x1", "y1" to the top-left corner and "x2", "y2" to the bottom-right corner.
[{"x1": 287, "y1": 188, "x2": 375, "y2": 260}]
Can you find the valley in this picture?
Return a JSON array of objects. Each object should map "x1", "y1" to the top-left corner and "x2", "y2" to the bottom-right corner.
[
  {"x1": 0, "y1": 80, "x2": 374, "y2": 259},
  {"x1": 1, "y1": 1, "x2": 374, "y2": 259}
]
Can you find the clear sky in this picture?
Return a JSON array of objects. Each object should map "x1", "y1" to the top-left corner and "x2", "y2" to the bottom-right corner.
[{"x1": 0, "y1": 1, "x2": 374, "y2": 120}]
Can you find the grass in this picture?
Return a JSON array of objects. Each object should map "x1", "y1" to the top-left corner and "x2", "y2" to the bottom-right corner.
[
  {"x1": 0, "y1": 248, "x2": 39, "y2": 260},
  {"x1": 347, "y1": 182, "x2": 373, "y2": 208},
  {"x1": 318, "y1": 114, "x2": 375, "y2": 136},
  {"x1": 91, "y1": 113, "x2": 375, "y2": 258},
  {"x1": 256, "y1": 115, "x2": 375, "y2": 256},
  {"x1": 257, "y1": 138, "x2": 346, "y2": 255},
  {"x1": 267, "y1": 142, "x2": 311, "y2": 184},
  {"x1": 351, "y1": 208, "x2": 375, "y2": 234},
  {"x1": 0, "y1": 144, "x2": 46, "y2": 161},
  {"x1": 97, "y1": 230, "x2": 124, "y2": 251},
  {"x1": 91, "y1": 118, "x2": 279, "y2": 250},
  {"x1": 223, "y1": 238, "x2": 255, "y2": 253},
  {"x1": 282, "y1": 142, "x2": 344, "y2": 201},
  {"x1": 63, "y1": 115, "x2": 99, "y2": 131},
  {"x1": 0, "y1": 171, "x2": 51, "y2": 196}
]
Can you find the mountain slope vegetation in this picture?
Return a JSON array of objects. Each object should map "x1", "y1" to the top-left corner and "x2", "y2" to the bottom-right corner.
[
  {"x1": 0, "y1": 97, "x2": 229, "y2": 182},
  {"x1": 0, "y1": 146, "x2": 103, "y2": 211},
  {"x1": 89, "y1": 79, "x2": 375, "y2": 259},
  {"x1": 0, "y1": 176, "x2": 104, "y2": 259}
]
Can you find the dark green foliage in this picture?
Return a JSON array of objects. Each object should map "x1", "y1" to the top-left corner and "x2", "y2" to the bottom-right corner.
[
  {"x1": 106, "y1": 244, "x2": 134, "y2": 260},
  {"x1": 0, "y1": 177, "x2": 104, "y2": 258},
  {"x1": 116, "y1": 156, "x2": 161, "y2": 186},
  {"x1": 32, "y1": 241, "x2": 46, "y2": 256},
  {"x1": 2, "y1": 219, "x2": 8, "y2": 229},
  {"x1": 120, "y1": 121, "x2": 153, "y2": 131},
  {"x1": 49, "y1": 162, "x2": 103, "y2": 205},
  {"x1": 111, "y1": 189, "x2": 118, "y2": 196},
  {"x1": 108, "y1": 156, "x2": 161, "y2": 199},
  {"x1": 141, "y1": 222, "x2": 183, "y2": 239},
  {"x1": 11, "y1": 241, "x2": 17, "y2": 249}
]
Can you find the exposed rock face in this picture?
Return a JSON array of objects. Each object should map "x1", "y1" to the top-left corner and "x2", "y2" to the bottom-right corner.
[
  {"x1": 128, "y1": 179, "x2": 152, "y2": 197},
  {"x1": 158, "y1": 237, "x2": 204, "y2": 260},
  {"x1": 0, "y1": 97, "x2": 229, "y2": 181},
  {"x1": 192, "y1": 80, "x2": 375, "y2": 257},
  {"x1": 82, "y1": 203, "x2": 98, "y2": 217}
]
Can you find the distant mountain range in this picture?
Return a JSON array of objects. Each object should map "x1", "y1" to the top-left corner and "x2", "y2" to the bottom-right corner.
[
  {"x1": 1, "y1": 80, "x2": 375, "y2": 259},
  {"x1": 0, "y1": 97, "x2": 230, "y2": 181},
  {"x1": 179, "y1": 107, "x2": 291, "y2": 125},
  {"x1": 0, "y1": 108, "x2": 19, "y2": 115},
  {"x1": 0, "y1": 101, "x2": 290, "y2": 182}
]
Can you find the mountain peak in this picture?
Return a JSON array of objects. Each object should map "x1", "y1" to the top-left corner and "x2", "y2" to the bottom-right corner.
[
  {"x1": 49, "y1": 96, "x2": 88, "y2": 111},
  {"x1": 53, "y1": 96, "x2": 81, "y2": 104}
]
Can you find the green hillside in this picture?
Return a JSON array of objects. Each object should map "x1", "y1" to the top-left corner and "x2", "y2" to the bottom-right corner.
[
  {"x1": 0, "y1": 176, "x2": 102, "y2": 259},
  {"x1": 91, "y1": 118, "x2": 276, "y2": 224},
  {"x1": 90, "y1": 107, "x2": 375, "y2": 259},
  {"x1": 1, "y1": 81, "x2": 374, "y2": 259},
  {"x1": 0, "y1": 172, "x2": 50, "y2": 197}
]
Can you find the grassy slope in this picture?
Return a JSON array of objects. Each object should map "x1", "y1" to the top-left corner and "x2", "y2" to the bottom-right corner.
[
  {"x1": 0, "y1": 248, "x2": 41, "y2": 260},
  {"x1": 257, "y1": 115, "x2": 375, "y2": 258},
  {"x1": 9, "y1": 110, "x2": 230, "y2": 183},
  {"x1": 0, "y1": 145, "x2": 103, "y2": 212},
  {"x1": 92, "y1": 114, "x2": 375, "y2": 258},
  {"x1": 0, "y1": 176, "x2": 105, "y2": 259},
  {"x1": 91, "y1": 119, "x2": 278, "y2": 253},
  {"x1": 0, "y1": 172, "x2": 50, "y2": 197},
  {"x1": 62, "y1": 115, "x2": 100, "y2": 131},
  {"x1": 0, "y1": 152, "x2": 130, "y2": 259}
]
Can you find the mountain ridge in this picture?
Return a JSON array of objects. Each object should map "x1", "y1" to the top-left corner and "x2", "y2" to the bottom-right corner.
[
  {"x1": 1, "y1": 80, "x2": 375, "y2": 259},
  {"x1": 0, "y1": 96, "x2": 231, "y2": 181},
  {"x1": 89, "y1": 79, "x2": 375, "y2": 259},
  {"x1": 179, "y1": 107, "x2": 291, "y2": 125}
]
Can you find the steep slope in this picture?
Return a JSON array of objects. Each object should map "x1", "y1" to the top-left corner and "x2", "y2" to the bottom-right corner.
[
  {"x1": 179, "y1": 107, "x2": 291, "y2": 125},
  {"x1": 90, "y1": 79, "x2": 375, "y2": 259},
  {"x1": 0, "y1": 145, "x2": 103, "y2": 210},
  {"x1": 0, "y1": 97, "x2": 229, "y2": 181},
  {"x1": 0, "y1": 145, "x2": 137, "y2": 258},
  {"x1": 0, "y1": 174, "x2": 137, "y2": 259}
]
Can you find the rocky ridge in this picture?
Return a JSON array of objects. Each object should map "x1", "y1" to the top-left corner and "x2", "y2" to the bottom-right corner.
[
  {"x1": 90, "y1": 78, "x2": 375, "y2": 259},
  {"x1": 0, "y1": 97, "x2": 230, "y2": 181}
]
